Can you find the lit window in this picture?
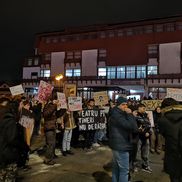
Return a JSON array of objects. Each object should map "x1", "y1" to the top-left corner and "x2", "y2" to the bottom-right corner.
[
  {"x1": 107, "y1": 67, "x2": 116, "y2": 79},
  {"x1": 137, "y1": 66, "x2": 146, "y2": 78},
  {"x1": 66, "y1": 69, "x2": 73, "y2": 77},
  {"x1": 66, "y1": 69, "x2": 81, "y2": 77},
  {"x1": 148, "y1": 66, "x2": 158, "y2": 75},
  {"x1": 34, "y1": 58, "x2": 39, "y2": 65},
  {"x1": 98, "y1": 68, "x2": 106, "y2": 76},
  {"x1": 40, "y1": 69, "x2": 50, "y2": 77},
  {"x1": 73, "y1": 69, "x2": 81, "y2": 76},
  {"x1": 117, "y1": 66, "x2": 125, "y2": 79},
  {"x1": 126, "y1": 66, "x2": 135, "y2": 79},
  {"x1": 28, "y1": 59, "x2": 32, "y2": 66}
]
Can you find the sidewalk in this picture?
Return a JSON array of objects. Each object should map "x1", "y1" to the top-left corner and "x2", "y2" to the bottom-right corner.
[{"x1": 18, "y1": 135, "x2": 170, "y2": 182}]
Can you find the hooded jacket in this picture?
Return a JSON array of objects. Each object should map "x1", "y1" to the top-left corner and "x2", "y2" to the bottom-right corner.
[
  {"x1": 159, "y1": 105, "x2": 182, "y2": 177},
  {"x1": 108, "y1": 106, "x2": 138, "y2": 151}
]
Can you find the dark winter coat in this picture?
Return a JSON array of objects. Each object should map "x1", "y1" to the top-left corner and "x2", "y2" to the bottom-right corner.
[
  {"x1": 108, "y1": 106, "x2": 138, "y2": 151},
  {"x1": 43, "y1": 102, "x2": 66, "y2": 131},
  {"x1": 0, "y1": 105, "x2": 19, "y2": 167},
  {"x1": 159, "y1": 105, "x2": 182, "y2": 177},
  {"x1": 136, "y1": 112, "x2": 151, "y2": 140}
]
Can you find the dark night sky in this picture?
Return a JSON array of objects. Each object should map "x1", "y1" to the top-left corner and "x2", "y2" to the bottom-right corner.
[{"x1": 0, "y1": 0, "x2": 182, "y2": 82}]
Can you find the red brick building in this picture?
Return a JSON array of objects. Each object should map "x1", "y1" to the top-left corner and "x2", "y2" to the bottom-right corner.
[{"x1": 22, "y1": 15, "x2": 182, "y2": 99}]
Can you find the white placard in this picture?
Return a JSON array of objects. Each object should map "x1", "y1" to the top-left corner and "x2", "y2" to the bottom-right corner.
[
  {"x1": 166, "y1": 88, "x2": 182, "y2": 101},
  {"x1": 145, "y1": 110, "x2": 154, "y2": 127},
  {"x1": 68, "y1": 97, "x2": 82, "y2": 111},
  {"x1": 9, "y1": 84, "x2": 24, "y2": 96},
  {"x1": 57, "y1": 92, "x2": 67, "y2": 109}
]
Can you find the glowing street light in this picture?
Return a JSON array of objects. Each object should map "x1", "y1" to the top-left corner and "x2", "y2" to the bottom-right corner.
[{"x1": 55, "y1": 74, "x2": 64, "y2": 81}]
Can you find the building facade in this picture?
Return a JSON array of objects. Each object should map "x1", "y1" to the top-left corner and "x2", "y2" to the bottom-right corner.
[{"x1": 22, "y1": 15, "x2": 182, "y2": 99}]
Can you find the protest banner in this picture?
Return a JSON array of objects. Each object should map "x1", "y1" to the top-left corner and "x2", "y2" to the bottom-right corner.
[
  {"x1": 78, "y1": 109, "x2": 106, "y2": 131},
  {"x1": 141, "y1": 100, "x2": 162, "y2": 111},
  {"x1": 63, "y1": 83, "x2": 77, "y2": 97},
  {"x1": 68, "y1": 97, "x2": 82, "y2": 111},
  {"x1": 166, "y1": 88, "x2": 182, "y2": 101},
  {"x1": 93, "y1": 91, "x2": 109, "y2": 106},
  {"x1": 37, "y1": 80, "x2": 54, "y2": 102},
  {"x1": 9, "y1": 84, "x2": 24, "y2": 96},
  {"x1": 57, "y1": 92, "x2": 67, "y2": 109}
]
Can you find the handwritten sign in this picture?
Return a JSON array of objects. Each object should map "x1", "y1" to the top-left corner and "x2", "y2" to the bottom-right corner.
[
  {"x1": 141, "y1": 100, "x2": 162, "y2": 111},
  {"x1": 37, "y1": 80, "x2": 54, "y2": 102},
  {"x1": 9, "y1": 84, "x2": 24, "y2": 96},
  {"x1": 63, "y1": 83, "x2": 77, "y2": 97},
  {"x1": 68, "y1": 97, "x2": 82, "y2": 111},
  {"x1": 78, "y1": 109, "x2": 106, "y2": 131},
  {"x1": 57, "y1": 92, "x2": 67, "y2": 109},
  {"x1": 93, "y1": 91, "x2": 109, "y2": 106},
  {"x1": 166, "y1": 88, "x2": 182, "y2": 101}
]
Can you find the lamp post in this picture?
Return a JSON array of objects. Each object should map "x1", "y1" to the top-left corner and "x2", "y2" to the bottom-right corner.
[{"x1": 55, "y1": 73, "x2": 64, "y2": 91}]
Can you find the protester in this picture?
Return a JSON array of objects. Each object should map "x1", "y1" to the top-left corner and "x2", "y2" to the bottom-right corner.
[
  {"x1": 43, "y1": 98, "x2": 65, "y2": 165},
  {"x1": 0, "y1": 97, "x2": 21, "y2": 181},
  {"x1": 159, "y1": 98, "x2": 182, "y2": 182},
  {"x1": 82, "y1": 99, "x2": 96, "y2": 151},
  {"x1": 61, "y1": 110, "x2": 76, "y2": 156},
  {"x1": 136, "y1": 104, "x2": 152, "y2": 173},
  {"x1": 151, "y1": 106, "x2": 162, "y2": 154},
  {"x1": 108, "y1": 96, "x2": 138, "y2": 182},
  {"x1": 17, "y1": 100, "x2": 34, "y2": 170}
]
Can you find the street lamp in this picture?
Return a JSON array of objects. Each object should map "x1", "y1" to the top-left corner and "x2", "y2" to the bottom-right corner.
[
  {"x1": 55, "y1": 73, "x2": 64, "y2": 81},
  {"x1": 55, "y1": 73, "x2": 64, "y2": 91}
]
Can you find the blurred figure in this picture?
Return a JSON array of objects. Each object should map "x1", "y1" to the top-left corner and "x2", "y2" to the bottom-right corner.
[
  {"x1": 61, "y1": 110, "x2": 76, "y2": 156},
  {"x1": 136, "y1": 104, "x2": 152, "y2": 173},
  {"x1": 43, "y1": 98, "x2": 66, "y2": 165},
  {"x1": 108, "y1": 97, "x2": 138, "y2": 182},
  {"x1": 159, "y1": 98, "x2": 182, "y2": 182},
  {"x1": 0, "y1": 97, "x2": 20, "y2": 181},
  {"x1": 151, "y1": 106, "x2": 162, "y2": 154}
]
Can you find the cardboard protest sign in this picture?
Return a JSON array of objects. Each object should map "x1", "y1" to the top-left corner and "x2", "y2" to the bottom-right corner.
[
  {"x1": 57, "y1": 92, "x2": 67, "y2": 109},
  {"x1": 78, "y1": 109, "x2": 106, "y2": 131},
  {"x1": 63, "y1": 83, "x2": 77, "y2": 97},
  {"x1": 9, "y1": 84, "x2": 24, "y2": 96},
  {"x1": 93, "y1": 91, "x2": 109, "y2": 106},
  {"x1": 68, "y1": 97, "x2": 82, "y2": 111},
  {"x1": 141, "y1": 100, "x2": 162, "y2": 111},
  {"x1": 37, "y1": 80, "x2": 54, "y2": 102},
  {"x1": 166, "y1": 88, "x2": 182, "y2": 101}
]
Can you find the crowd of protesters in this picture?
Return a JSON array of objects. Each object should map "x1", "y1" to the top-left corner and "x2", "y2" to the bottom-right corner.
[{"x1": 0, "y1": 93, "x2": 182, "y2": 182}]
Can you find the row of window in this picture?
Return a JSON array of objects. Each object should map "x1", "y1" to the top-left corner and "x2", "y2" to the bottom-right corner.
[
  {"x1": 31, "y1": 66, "x2": 157, "y2": 79},
  {"x1": 43, "y1": 22, "x2": 182, "y2": 43},
  {"x1": 65, "y1": 66, "x2": 157, "y2": 79}
]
